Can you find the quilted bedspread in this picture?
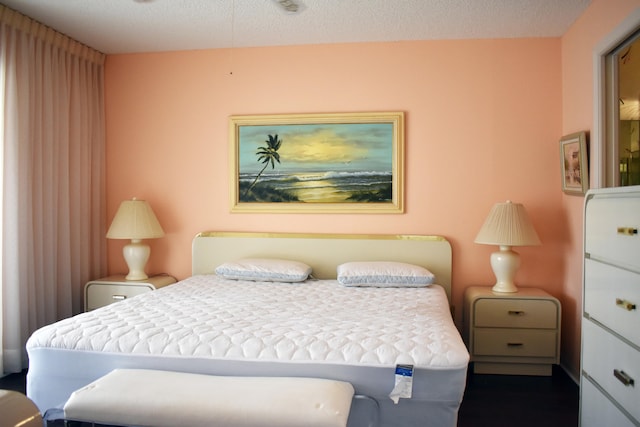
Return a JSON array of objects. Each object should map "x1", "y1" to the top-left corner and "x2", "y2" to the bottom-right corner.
[{"x1": 26, "y1": 275, "x2": 469, "y2": 369}]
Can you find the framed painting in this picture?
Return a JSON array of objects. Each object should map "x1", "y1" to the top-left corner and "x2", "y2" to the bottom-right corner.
[
  {"x1": 229, "y1": 112, "x2": 405, "y2": 213},
  {"x1": 560, "y1": 131, "x2": 589, "y2": 195}
]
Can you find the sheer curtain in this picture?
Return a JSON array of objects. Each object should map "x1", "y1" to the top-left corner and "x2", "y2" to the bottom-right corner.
[{"x1": 0, "y1": 5, "x2": 107, "y2": 374}]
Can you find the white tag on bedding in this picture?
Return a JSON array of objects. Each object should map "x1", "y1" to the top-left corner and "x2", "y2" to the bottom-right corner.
[{"x1": 389, "y1": 364, "x2": 413, "y2": 404}]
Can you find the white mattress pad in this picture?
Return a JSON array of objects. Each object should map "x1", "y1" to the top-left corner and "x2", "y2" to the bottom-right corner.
[{"x1": 27, "y1": 275, "x2": 468, "y2": 369}]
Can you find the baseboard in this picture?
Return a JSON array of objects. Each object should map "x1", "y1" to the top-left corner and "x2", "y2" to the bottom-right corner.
[{"x1": 559, "y1": 362, "x2": 580, "y2": 385}]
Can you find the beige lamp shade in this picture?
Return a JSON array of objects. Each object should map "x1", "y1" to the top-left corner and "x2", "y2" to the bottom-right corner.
[
  {"x1": 474, "y1": 201, "x2": 540, "y2": 247},
  {"x1": 474, "y1": 200, "x2": 540, "y2": 293},
  {"x1": 106, "y1": 198, "x2": 165, "y2": 240},
  {"x1": 107, "y1": 198, "x2": 164, "y2": 280}
]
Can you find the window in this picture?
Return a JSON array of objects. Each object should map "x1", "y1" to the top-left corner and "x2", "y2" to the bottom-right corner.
[
  {"x1": 594, "y1": 10, "x2": 640, "y2": 188},
  {"x1": 615, "y1": 33, "x2": 640, "y2": 186}
]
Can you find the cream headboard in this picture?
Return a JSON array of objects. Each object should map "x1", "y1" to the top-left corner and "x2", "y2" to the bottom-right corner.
[{"x1": 192, "y1": 232, "x2": 453, "y2": 301}]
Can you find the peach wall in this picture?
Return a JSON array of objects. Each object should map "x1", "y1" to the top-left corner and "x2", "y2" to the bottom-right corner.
[
  {"x1": 560, "y1": 0, "x2": 640, "y2": 380},
  {"x1": 105, "y1": 39, "x2": 564, "y2": 363}
]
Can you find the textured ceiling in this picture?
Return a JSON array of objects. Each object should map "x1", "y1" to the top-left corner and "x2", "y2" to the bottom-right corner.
[{"x1": 0, "y1": 0, "x2": 593, "y2": 54}]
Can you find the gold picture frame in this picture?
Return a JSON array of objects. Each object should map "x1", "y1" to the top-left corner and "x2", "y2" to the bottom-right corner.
[
  {"x1": 560, "y1": 131, "x2": 589, "y2": 195},
  {"x1": 229, "y1": 112, "x2": 405, "y2": 213}
]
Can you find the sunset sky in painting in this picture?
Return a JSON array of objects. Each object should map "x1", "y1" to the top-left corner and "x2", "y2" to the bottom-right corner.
[{"x1": 238, "y1": 123, "x2": 393, "y2": 174}]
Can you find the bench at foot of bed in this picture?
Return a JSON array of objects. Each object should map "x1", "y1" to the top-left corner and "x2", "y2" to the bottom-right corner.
[{"x1": 59, "y1": 369, "x2": 375, "y2": 427}]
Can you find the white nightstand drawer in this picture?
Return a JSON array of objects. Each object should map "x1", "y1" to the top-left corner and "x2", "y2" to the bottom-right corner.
[
  {"x1": 86, "y1": 283, "x2": 152, "y2": 310},
  {"x1": 474, "y1": 298, "x2": 558, "y2": 329},
  {"x1": 585, "y1": 195, "x2": 640, "y2": 270},
  {"x1": 474, "y1": 329, "x2": 558, "y2": 358},
  {"x1": 582, "y1": 320, "x2": 640, "y2": 422},
  {"x1": 584, "y1": 259, "x2": 640, "y2": 347},
  {"x1": 85, "y1": 274, "x2": 176, "y2": 311}
]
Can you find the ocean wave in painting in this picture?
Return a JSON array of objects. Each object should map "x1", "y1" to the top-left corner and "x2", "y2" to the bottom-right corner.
[{"x1": 239, "y1": 171, "x2": 392, "y2": 203}]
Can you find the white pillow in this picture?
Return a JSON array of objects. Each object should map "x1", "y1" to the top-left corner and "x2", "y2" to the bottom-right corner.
[
  {"x1": 215, "y1": 258, "x2": 312, "y2": 283},
  {"x1": 337, "y1": 261, "x2": 435, "y2": 287}
]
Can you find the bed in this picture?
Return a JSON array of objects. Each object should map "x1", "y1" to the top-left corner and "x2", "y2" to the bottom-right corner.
[{"x1": 26, "y1": 232, "x2": 470, "y2": 427}]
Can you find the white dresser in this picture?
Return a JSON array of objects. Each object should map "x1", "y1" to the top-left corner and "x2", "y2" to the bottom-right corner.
[{"x1": 581, "y1": 186, "x2": 640, "y2": 427}]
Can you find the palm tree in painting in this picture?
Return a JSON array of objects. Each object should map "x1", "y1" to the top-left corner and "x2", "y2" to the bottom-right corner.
[{"x1": 244, "y1": 134, "x2": 282, "y2": 197}]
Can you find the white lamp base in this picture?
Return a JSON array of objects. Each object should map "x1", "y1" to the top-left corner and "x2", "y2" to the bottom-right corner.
[
  {"x1": 490, "y1": 245, "x2": 520, "y2": 293},
  {"x1": 123, "y1": 239, "x2": 150, "y2": 281}
]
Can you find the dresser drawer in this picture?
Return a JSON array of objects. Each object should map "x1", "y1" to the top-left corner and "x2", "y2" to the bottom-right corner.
[
  {"x1": 85, "y1": 283, "x2": 153, "y2": 310},
  {"x1": 473, "y1": 329, "x2": 558, "y2": 358},
  {"x1": 584, "y1": 259, "x2": 640, "y2": 347},
  {"x1": 582, "y1": 320, "x2": 640, "y2": 422},
  {"x1": 474, "y1": 298, "x2": 558, "y2": 329},
  {"x1": 581, "y1": 376, "x2": 636, "y2": 427},
  {"x1": 585, "y1": 195, "x2": 640, "y2": 270}
]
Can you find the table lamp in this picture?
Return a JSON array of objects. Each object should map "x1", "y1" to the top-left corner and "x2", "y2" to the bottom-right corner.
[
  {"x1": 106, "y1": 198, "x2": 165, "y2": 280},
  {"x1": 474, "y1": 200, "x2": 541, "y2": 293}
]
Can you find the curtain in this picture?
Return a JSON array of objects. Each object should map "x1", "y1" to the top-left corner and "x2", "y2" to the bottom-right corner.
[{"x1": 0, "y1": 5, "x2": 107, "y2": 374}]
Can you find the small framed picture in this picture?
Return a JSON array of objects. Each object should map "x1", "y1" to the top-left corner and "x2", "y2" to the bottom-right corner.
[{"x1": 560, "y1": 131, "x2": 589, "y2": 195}]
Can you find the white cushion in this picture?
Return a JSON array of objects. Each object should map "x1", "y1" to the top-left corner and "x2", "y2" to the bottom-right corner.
[
  {"x1": 215, "y1": 258, "x2": 312, "y2": 282},
  {"x1": 337, "y1": 261, "x2": 435, "y2": 287},
  {"x1": 64, "y1": 369, "x2": 354, "y2": 427}
]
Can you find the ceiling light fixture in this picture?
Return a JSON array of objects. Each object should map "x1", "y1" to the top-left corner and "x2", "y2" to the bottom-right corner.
[{"x1": 274, "y1": 0, "x2": 302, "y2": 13}]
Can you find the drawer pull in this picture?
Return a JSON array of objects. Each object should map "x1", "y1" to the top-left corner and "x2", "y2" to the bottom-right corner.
[
  {"x1": 507, "y1": 342, "x2": 524, "y2": 347},
  {"x1": 617, "y1": 227, "x2": 638, "y2": 236},
  {"x1": 508, "y1": 310, "x2": 525, "y2": 316},
  {"x1": 616, "y1": 298, "x2": 637, "y2": 311},
  {"x1": 112, "y1": 295, "x2": 127, "y2": 301},
  {"x1": 613, "y1": 369, "x2": 635, "y2": 387}
]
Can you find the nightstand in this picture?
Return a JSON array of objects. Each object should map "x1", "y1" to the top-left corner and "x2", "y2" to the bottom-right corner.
[
  {"x1": 85, "y1": 274, "x2": 176, "y2": 311},
  {"x1": 463, "y1": 286, "x2": 561, "y2": 376}
]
